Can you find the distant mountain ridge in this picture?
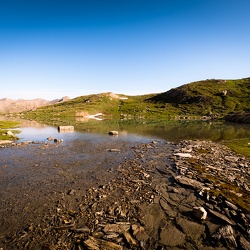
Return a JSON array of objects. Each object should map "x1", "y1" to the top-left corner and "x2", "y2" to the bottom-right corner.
[{"x1": 0, "y1": 96, "x2": 70, "y2": 114}]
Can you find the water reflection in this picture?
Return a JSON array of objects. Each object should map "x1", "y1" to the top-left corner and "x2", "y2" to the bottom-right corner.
[{"x1": 1, "y1": 116, "x2": 250, "y2": 142}]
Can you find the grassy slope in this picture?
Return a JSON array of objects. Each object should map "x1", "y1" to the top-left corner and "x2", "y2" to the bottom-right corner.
[
  {"x1": 0, "y1": 121, "x2": 20, "y2": 140},
  {"x1": 148, "y1": 77, "x2": 250, "y2": 116},
  {"x1": 22, "y1": 78, "x2": 250, "y2": 124}
]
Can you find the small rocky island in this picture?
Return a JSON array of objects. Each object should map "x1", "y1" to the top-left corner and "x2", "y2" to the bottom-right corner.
[{"x1": 0, "y1": 138, "x2": 249, "y2": 249}]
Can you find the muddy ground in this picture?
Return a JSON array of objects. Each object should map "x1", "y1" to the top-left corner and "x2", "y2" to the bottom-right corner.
[{"x1": 0, "y1": 138, "x2": 249, "y2": 249}]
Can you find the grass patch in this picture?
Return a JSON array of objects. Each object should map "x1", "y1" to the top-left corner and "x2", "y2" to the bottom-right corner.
[
  {"x1": 222, "y1": 138, "x2": 250, "y2": 157},
  {"x1": 0, "y1": 120, "x2": 20, "y2": 140}
]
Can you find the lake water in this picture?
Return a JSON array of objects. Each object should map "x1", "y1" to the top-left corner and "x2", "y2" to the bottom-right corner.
[{"x1": 9, "y1": 118, "x2": 250, "y2": 143}]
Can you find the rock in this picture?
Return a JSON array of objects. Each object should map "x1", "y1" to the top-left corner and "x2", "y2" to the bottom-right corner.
[
  {"x1": 238, "y1": 236, "x2": 250, "y2": 250},
  {"x1": 176, "y1": 217, "x2": 206, "y2": 241},
  {"x1": 7, "y1": 130, "x2": 15, "y2": 136},
  {"x1": 47, "y1": 136, "x2": 54, "y2": 141},
  {"x1": 208, "y1": 209, "x2": 235, "y2": 225},
  {"x1": 58, "y1": 125, "x2": 74, "y2": 133},
  {"x1": 84, "y1": 236, "x2": 123, "y2": 250},
  {"x1": 54, "y1": 138, "x2": 63, "y2": 143},
  {"x1": 212, "y1": 225, "x2": 237, "y2": 248},
  {"x1": 174, "y1": 153, "x2": 193, "y2": 158},
  {"x1": 103, "y1": 223, "x2": 130, "y2": 234},
  {"x1": 0, "y1": 140, "x2": 13, "y2": 144},
  {"x1": 224, "y1": 200, "x2": 238, "y2": 211},
  {"x1": 224, "y1": 156, "x2": 239, "y2": 162},
  {"x1": 160, "y1": 224, "x2": 185, "y2": 247},
  {"x1": 193, "y1": 207, "x2": 207, "y2": 220},
  {"x1": 123, "y1": 231, "x2": 137, "y2": 246},
  {"x1": 109, "y1": 131, "x2": 118, "y2": 135},
  {"x1": 73, "y1": 226, "x2": 90, "y2": 234},
  {"x1": 108, "y1": 149, "x2": 121, "y2": 152},
  {"x1": 175, "y1": 175, "x2": 204, "y2": 189},
  {"x1": 67, "y1": 189, "x2": 76, "y2": 195},
  {"x1": 159, "y1": 198, "x2": 177, "y2": 217}
]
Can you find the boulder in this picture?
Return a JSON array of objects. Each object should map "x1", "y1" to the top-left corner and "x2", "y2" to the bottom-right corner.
[
  {"x1": 109, "y1": 131, "x2": 118, "y2": 135},
  {"x1": 58, "y1": 125, "x2": 74, "y2": 132}
]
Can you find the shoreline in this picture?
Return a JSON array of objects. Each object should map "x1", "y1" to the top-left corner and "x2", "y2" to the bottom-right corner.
[{"x1": 0, "y1": 139, "x2": 249, "y2": 249}]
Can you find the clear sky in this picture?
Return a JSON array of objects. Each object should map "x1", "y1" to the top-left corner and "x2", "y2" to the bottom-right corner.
[{"x1": 1, "y1": 0, "x2": 250, "y2": 100}]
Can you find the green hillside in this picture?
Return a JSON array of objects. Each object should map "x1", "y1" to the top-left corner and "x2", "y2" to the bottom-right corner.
[
  {"x1": 22, "y1": 77, "x2": 250, "y2": 124},
  {"x1": 148, "y1": 77, "x2": 250, "y2": 117}
]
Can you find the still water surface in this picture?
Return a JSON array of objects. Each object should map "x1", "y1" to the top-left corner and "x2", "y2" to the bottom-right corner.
[{"x1": 13, "y1": 119, "x2": 250, "y2": 143}]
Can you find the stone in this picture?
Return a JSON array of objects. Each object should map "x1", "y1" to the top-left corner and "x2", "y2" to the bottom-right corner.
[
  {"x1": 103, "y1": 223, "x2": 130, "y2": 234},
  {"x1": 7, "y1": 130, "x2": 15, "y2": 136},
  {"x1": 238, "y1": 236, "x2": 250, "y2": 250},
  {"x1": 73, "y1": 226, "x2": 90, "y2": 233},
  {"x1": 208, "y1": 209, "x2": 235, "y2": 225},
  {"x1": 193, "y1": 207, "x2": 207, "y2": 220},
  {"x1": 109, "y1": 131, "x2": 118, "y2": 135},
  {"x1": 212, "y1": 225, "x2": 237, "y2": 248},
  {"x1": 175, "y1": 175, "x2": 204, "y2": 189},
  {"x1": 159, "y1": 198, "x2": 177, "y2": 217},
  {"x1": 108, "y1": 149, "x2": 121, "y2": 152},
  {"x1": 174, "y1": 153, "x2": 193, "y2": 158},
  {"x1": 84, "y1": 236, "x2": 123, "y2": 250},
  {"x1": 123, "y1": 231, "x2": 137, "y2": 246},
  {"x1": 224, "y1": 200, "x2": 238, "y2": 211},
  {"x1": 176, "y1": 217, "x2": 206, "y2": 241},
  {"x1": 58, "y1": 125, "x2": 74, "y2": 133},
  {"x1": 160, "y1": 224, "x2": 185, "y2": 247}
]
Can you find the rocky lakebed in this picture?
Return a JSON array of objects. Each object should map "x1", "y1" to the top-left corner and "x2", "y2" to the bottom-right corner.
[{"x1": 0, "y1": 136, "x2": 250, "y2": 249}]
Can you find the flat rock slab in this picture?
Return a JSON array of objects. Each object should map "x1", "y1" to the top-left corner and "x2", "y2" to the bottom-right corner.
[
  {"x1": 160, "y1": 223, "x2": 185, "y2": 247},
  {"x1": 176, "y1": 217, "x2": 206, "y2": 241},
  {"x1": 174, "y1": 153, "x2": 193, "y2": 158},
  {"x1": 175, "y1": 175, "x2": 204, "y2": 189},
  {"x1": 208, "y1": 209, "x2": 235, "y2": 225}
]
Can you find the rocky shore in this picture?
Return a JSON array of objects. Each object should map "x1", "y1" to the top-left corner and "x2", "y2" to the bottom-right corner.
[{"x1": 0, "y1": 138, "x2": 249, "y2": 249}]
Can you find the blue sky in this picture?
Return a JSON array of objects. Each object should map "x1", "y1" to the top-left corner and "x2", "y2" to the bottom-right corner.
[{"x1": 1, "y1": 0, "x2": 250, "y2": 100}]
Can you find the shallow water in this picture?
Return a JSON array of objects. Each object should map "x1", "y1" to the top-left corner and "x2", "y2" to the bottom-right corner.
[{"x1": 2, "y1": 117, "x2": 250, "y2": 143}]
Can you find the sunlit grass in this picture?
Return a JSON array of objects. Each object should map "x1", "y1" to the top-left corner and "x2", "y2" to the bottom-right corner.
[
  {"x1": 0, "y1": 121, "x2": 20, "y2": 140},
  {"x1": 223, "y1": 138, "x2": 250, "y2": 157}
]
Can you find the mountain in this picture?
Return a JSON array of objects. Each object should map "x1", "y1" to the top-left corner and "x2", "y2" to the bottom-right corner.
[
  {"x1": 0, "y1": 96, "x2": 70, "y2": 114},
  {"x1": 21, "y1": 77, "x2": 250, "y2": 124},
  {"x1": 148, "y1": 77, "x2": 250, "y2": 117}
]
